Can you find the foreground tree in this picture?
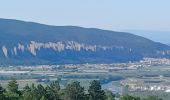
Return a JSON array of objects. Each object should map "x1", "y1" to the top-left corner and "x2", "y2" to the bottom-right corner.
[
  {"x1": 105, "y1": 90, "x2": 115, "y2": 100},
  {"x1": 64, "y1": 81, "x2": 86, "y2": 100},
  {"x1": 5, "y1": 79, "x2": 20, "y2": 100},
  {"x1": 46, "y1": 81, "x2": 61, "y2": 100},
  {"x1": 88, "y1": 80, "x2": 106, "y2": 100},
  {"x1": 143, "y1": 96, "x2": 162, "y2": 100},
  {"x1": 23, "y1": 83, "x2": 49, "y2": 100},
  {"x1": 0, "y1": 84, "x2": 6, "y2": 100},
  {"x1": 22, "y1": 84, "x2": 32, "y2": 100},
  {"x1": 37, "y1": 84, "x2": 47, "y2": 99},
  {"x1": 0, "y1": 79, "x2": 164, "y2": 100},
  {"x1": 7, "y1": 79, "x2": 19, "y2": 93},
  {"x1": 120, "y1": 94, "x2": 140, "y2": 100}
]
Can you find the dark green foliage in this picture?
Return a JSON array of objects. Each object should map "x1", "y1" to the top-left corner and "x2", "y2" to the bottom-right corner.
[
  {"x1": 46, "y1": 81, "x2": 61, "y2": 100},
  {"x1": 37, "y1": 84, "x2": 47, "y2": 99},
  {"x1": 0, "y1": 85, "x2": 5, "y2": 94},
  {"x1": 0, "y1": 80, "x2": 163, "y2": 100},
  {"x1": 64, "y1": 81, "x2": 86, "y2": 100},
  {"x1": 143, "y1": 96, "x2": 163, "y2": 100},
  {"x1": 120, "y1": 94, "x2": 140, "y2": 100},
  {"x1": 7, "y1": 79, "x2": 19, "y2": 93},
  {"x1": 0, "y1": 84, "x2": 6, "y2": 100},
  {"x1": 22, "y1": 84, "x2": 32, "y2": 100},
  {"x1": 88, "y1": 80, "x2": 106, "y2": 100},
  {"x1": 22, "y1": 83, "x2": 46, "y2": 100},
  {"x1": 5, "y1": 79, "x2": 21, "y2": 100},
  {"x1": 105, "y1": 90, "x2": 115, "y2": 100}
]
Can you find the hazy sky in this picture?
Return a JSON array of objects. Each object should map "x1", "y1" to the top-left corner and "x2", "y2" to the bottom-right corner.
[{"x1": 0, "y1": 0, "x2": 170, "y2": 43}]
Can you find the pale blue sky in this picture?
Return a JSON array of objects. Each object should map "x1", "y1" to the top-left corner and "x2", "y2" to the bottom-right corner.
[{"x1": 0, "y1": 0, "x2": 170, "y2": 43}]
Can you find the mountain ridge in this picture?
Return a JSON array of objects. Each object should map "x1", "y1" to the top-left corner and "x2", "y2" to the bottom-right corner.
[{"x1": 0, "y1": 18, "x2": 170, "y2": 65}]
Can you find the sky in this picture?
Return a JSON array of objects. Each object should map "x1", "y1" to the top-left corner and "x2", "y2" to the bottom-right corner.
[{"x1": 0, "y1": 0, "x2": 170, "y2": 43}]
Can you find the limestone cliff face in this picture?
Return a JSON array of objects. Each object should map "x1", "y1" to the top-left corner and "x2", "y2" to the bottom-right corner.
[{"x1": 1, "y1": 41, "x2": 126, "y2": 57}]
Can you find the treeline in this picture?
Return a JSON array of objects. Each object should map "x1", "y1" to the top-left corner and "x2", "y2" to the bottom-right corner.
[
  {"x1": 0, "y1": 80, "x2": 163, "y2": 100},
  {"x1": 0, "y1": 80, "x2": 109, "y2": 100}
]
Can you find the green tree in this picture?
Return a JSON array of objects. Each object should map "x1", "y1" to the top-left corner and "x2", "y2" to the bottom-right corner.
[
  {"x1": 0, "y1": 84, "x2": 6, "y2": 100},
  {"x1": 105, "y1": 90, "x2": 115, "y2": 100},
  {"x1": 7, "y1": 79, "x2": 19, "y2": 93},
  {"x1": 64, "y1": 81, "x2": 86, "y2": 100},
  {"x1": 37, "y1": 84, "x2": 47, "y2": 99},
  {"x1": 22, "y1": 84, "x2": 39, "y2": 100},
  {"x1": 40, "y1": 96, "x2": 47, "y2": 100},
  {"x1": 23, "y1": 84, "x2": 31, "y2": 93},
  {"x1": 120, "y1": 94, "x2": 140, "y2": 100},
  {"x1": 22, "y1": 84, "x2": 32, "y2": 100},
  {"x1": 88, "y1": 80, "x2": 106, "y2": 100},
  {"x1": 5, "y1": 79, "x2": 20, "y2": 100},
  {"x1": 143, "y1": 96, "x2": 162, "y2": 100},
  {"x1": 46, "y1": 81, "x2": 61, "y2": 100}
]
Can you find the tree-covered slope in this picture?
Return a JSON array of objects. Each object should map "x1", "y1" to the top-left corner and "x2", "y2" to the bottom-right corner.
[{"x1": 0, "y1": 18, "x2": 170, "y2": 65}]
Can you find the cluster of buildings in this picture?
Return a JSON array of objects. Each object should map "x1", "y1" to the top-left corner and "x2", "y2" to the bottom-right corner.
[
  {"x1": 1, "y1": 57, "x2": 170, "y2": 94},
  {"x1": 121, "y1": 78, "x2": 170, "y2": 93},
  {"x1": 123, "y1": 84, "x2": 170, "y2": 93},
  {"x1": 1, "y1": 58, "x2": 170, "y2": 76}
]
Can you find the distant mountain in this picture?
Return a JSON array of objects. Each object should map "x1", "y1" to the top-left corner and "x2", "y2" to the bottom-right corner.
[
  {"x1": 0, "y1": 18, "x2": 170, "y2": 65},
  {"x1": 126, "y1": 30, "x2": 170, "y2": 44}
]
